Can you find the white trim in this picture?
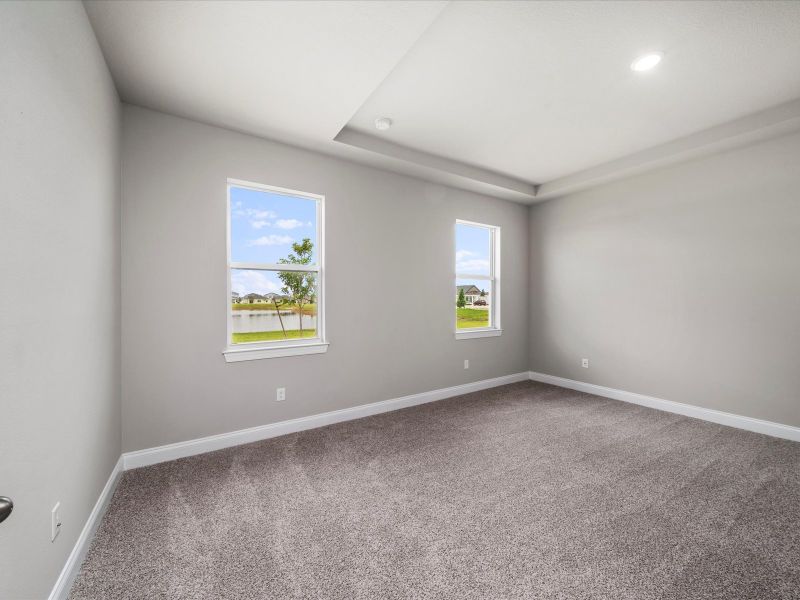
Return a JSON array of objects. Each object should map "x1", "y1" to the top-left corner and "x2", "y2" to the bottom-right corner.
[
  {"x1": 48, "y1": 457, "x2": 123, "y2": 600},
  {"x1": 226, "y1": 181, "x2": 233, "y2": 346},
  {"x1": 493, "y1": 226, "x2": 501, "y2": 329},
  {"x1": 333, "y1": 126, "x2": 538, "y2": 201},
  {"x1": 230, "y1": 262, "x2": 318, "y2": 272},
  {"x1": 317, "y1": 193, "x2": 326, "y2": 347},
  {"x1": 335, "y1": 101, "x2": 800, "y2": 205},
  {"x1": 227, "y1": 178, "x2": 324, "y2": 202},
  {"x1": 226, "y1": 178, "x2": 326, "y2": 359},
  {"x1": 223, "y1": 341, "x2": 329, "y2": 362},
  {"x1": 122, "y1": 372, "x2": 529, "y2": 470},
  {"x1": 50, "y1": 371, "x2": 799, "y2": 598},
  {"x1": 528, "y1": 371, "x2": 800, "y2": 442},
  {"x1": 50, "y1": 372, "x2": 526, "y2": 596},
  {"x1": 456, "y1": 218, "x2": 496, "y2": 229},
  {"x1": 456, "y1": 328, "x2": 502, "y2": 340},
  {"x1": 535, "y1": 98, "x2": 800, "y2": 201},
  {"x1": 455, "y1": 220, "x2": 501, "y2": 334}
]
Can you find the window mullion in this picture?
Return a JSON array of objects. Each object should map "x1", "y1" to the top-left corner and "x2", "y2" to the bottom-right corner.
[{"x1": 230, "y1": 262, "x2": 318, "y2": 273}]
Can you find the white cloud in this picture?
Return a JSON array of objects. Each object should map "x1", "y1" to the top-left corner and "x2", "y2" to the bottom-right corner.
[
  {"x1": 456, "y1": 249, "x2": 489, "y2": 273},
  {"x1": 251, "y1": 209, "x2": 276, "y2": 219},
  {"x1": 232, "y1": 207, "x2": 278, "y2": 230},
  {"x1": 456, "y1": 249, "x2": 474, "y2": 262},
  {"x1": 456, "y1": 258, "x2": 490, "y2": 273},
  {"x1": 231, "y1": 270, "x2": 281, "y2": 296},
  {"x1": 248, "y1": 234, "x2": 294, "y2": 246},
  {"x1": 274, "y1": 218, "x2": 305, "y2": 230}
]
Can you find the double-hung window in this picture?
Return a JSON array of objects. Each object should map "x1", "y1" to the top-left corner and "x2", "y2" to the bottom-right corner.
[
  {"x1": 223, "y1": 179, "x2": 327, "y2": 362},
  {"x1": 455, "y1": 220, "x2": 501, "y2": 339}
]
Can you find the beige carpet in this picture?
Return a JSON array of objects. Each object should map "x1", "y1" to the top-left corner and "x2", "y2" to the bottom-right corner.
[{"x1": 70, "y1": 381, "x2": 800, "y2": 599}]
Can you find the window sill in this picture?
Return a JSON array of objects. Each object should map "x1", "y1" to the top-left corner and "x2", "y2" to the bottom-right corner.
[
  {"x1": 455, "y1": 328, "x2": 502, "y2": 340},
  {"x1": 223, "y1": 341, "x2": 329, "y2": 362}
]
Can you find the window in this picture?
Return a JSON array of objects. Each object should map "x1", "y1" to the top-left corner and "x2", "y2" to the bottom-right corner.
[
  {"x1": 223, "y1": 179, "x2": 327, "y2": 362},
  {"x1": 455, "y1": 220, "x2": 501, "y2": 339}
]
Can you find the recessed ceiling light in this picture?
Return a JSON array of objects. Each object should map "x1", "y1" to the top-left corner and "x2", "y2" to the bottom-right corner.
[
  {"x1": 374, "y1": 117, "x2": 393, "y2": 131},
  {"x1": 631, "y1": 52, "x2": 663, "y2": 72}
]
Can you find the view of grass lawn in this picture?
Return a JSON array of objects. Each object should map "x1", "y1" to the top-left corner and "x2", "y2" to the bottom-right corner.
[
  {"x1": 456, "y1": 307, "x2": 489, "y2": 329},
  {"x1": 232, "y1": 329, "x2": 316, "y2": 343}
]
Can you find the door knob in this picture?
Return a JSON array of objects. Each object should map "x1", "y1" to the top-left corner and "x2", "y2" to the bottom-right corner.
[{"x1": 0, "y1": 497, "x2": 13, "y2": 524}]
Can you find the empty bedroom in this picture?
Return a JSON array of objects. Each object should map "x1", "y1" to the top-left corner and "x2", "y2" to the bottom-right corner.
[{"x1": 1, "y1": 1, "x2": 798, "y2": 599}]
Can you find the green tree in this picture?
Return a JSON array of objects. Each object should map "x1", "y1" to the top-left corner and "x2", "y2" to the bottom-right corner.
[
  {"x1": 457, "y1": 287, "x2": 466, "y2": 308},
  {"x1": 277, "y1": 238, "x2": 316, "y2": 335}
]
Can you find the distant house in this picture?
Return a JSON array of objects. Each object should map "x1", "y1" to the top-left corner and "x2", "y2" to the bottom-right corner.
[
  {"x1": 242, "y1": 293, "x2": 267, "y2": 304},
  {"x1": 231, "y1": 292, "x2": 241, "y2": 303},
  {"x1": 457, "y1": 284, "x2": 488, "y2": 306}
]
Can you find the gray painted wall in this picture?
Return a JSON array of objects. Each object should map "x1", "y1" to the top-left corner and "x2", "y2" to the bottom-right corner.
[
  {"x1": 120, "y1": 105, "x2": 529, "y2": 453},
  {"x1": 0, "y1": 2, "x2": 121, "y2": 598},
  {"x1": 530, "y1": 131, "x2": 800, "y2": 427}
]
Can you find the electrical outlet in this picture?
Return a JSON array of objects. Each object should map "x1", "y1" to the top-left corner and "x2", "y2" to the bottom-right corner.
[
  {"x1": 581, "y1": 358, "x2": 589, "y2": 368},
  {"x1": 51, "y1": 502, "x2": 61, "y2": 542},
  {"x1": 276, "y1": 387, "x2": 286, "y2": 402},
  {"x1": 464, "y1": 359, "x2": 469, "y2": 370}
]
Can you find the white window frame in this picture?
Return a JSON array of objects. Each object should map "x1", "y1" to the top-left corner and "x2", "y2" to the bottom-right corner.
[
  {"x1": 455, "y1": 219, "x2": 501, "y2": 340},
  {"x1": 223, "y1": 178, "x2": 328, "y2": 362}
]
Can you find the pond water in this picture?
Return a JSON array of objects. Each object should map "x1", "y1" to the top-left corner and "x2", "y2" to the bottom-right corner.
[{"x1": 232, "y1": 310, "x2": 317, "y2": 333}]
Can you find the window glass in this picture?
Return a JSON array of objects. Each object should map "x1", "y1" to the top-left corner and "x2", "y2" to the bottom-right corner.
[
  {"x1": 231, "y1": 269, "x2": 317, "y2": 344},
  {"x1": 455, "y1": 223, "x2": 490, "y2": 276},
  {"x1": 455, "y1": 221, "x2": 497, "y2": 332},
  {"x1": 230, "y1": 186, "x2": 317, "y2": 265}
]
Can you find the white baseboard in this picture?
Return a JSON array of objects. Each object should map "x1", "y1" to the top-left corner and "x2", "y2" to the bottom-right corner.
[
  {"x1": 529, "y1": 371, "x2": 800, "y2": 442},
  {"x1": 123, "y1": 372, "x2": 530, "y2": 470},
  {"x1": 48, "y1": 370, "x2": 797, "y2": 599},
  {"x1": 50, "y1": 373, "x2": 527, "y2": 598},
  {"x1": 48, "y1": 456, "x2": 123, "y2": 600}
]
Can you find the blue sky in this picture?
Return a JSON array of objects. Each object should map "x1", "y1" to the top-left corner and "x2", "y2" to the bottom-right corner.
[
  {"x1": 230, "y1": 185, "x2": 317, "y2": 296},
  {"x1": 230, "y1": 186, "x2": 317, "y2": 264},
  {"x1": 455, "y1": 223, "x2": 490, "y2": 276}
]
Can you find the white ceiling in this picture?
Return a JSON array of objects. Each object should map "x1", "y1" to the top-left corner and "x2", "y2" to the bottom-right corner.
[
  {"x1": 85, "y1": 0, "x2": 800, "y2": 202},
  {"x1": 83, "y1": 0, "x2": 447, "y2": 147},
  {"x1": 347, "y1": 1, "x2": 800, "y2": 183}
]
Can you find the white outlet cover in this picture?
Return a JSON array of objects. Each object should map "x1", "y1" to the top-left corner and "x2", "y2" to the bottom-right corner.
[
  {"x1": 51, "y1": 502, "x2": 61, "y2": 542},
  {"x1": 464, "y1": 359, "x2": 469, "y2": 369},
  {"x1": 581, "y1": 358, "x2": 589, "y2": 368},
  {"x1": 276, "y1": 387, "x2": 286, "y2": 401}
]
